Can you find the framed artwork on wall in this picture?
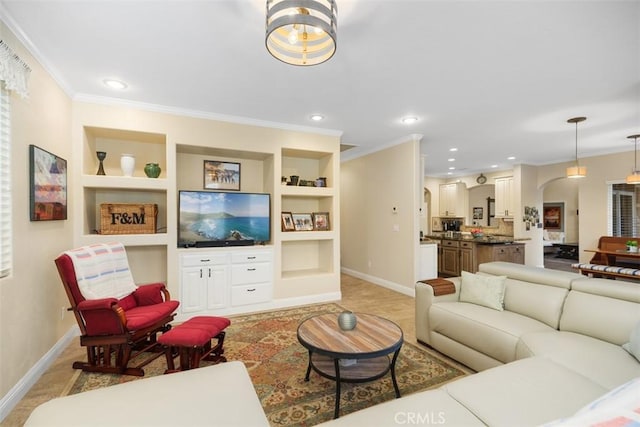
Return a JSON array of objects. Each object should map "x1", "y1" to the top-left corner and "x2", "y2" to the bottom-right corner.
[
  {"x1": 203, "y1": 160, "x2": 240, "y2": 191},
  {"x1": 543, "y1": 202, "x2": 564, "y2": 231},
  {"x1": 29, "y1": 145, "x2": 68, "y2": 221}
]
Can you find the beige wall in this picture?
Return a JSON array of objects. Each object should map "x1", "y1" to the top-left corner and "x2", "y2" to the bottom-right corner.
[
  {"x1": 0, "y1": 24, "x2": 74, "y2": 399},
  {"x1": 341, "y1": 139, "x2": 420, "y2": 292}
]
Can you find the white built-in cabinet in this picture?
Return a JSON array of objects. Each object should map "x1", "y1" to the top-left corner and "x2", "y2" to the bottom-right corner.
[
  {"x1": 495, "y1": 176, "x2": 515, "y2": 218},
  {"x1": 73, "y1": 111, "x2": 340, "y2": 316},
  {"x1": 180, "y1": 247, "x2": 273, "y2": 315},
  {"x1": 439, "y1": 182, "x2": 466, "y2": 217}
]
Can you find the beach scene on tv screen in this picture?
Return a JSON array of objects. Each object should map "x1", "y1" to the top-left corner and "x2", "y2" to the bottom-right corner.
[{"x1": 179, "y1": 191, "x2": 270, "y2": 243}]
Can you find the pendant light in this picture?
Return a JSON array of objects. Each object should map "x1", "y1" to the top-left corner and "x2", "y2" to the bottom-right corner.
[
  {"x1": 626, "y1": 134, "x2": 640, "y2": 184},
  {"x1": 566, "y1": 117, "x2": 587, "y2": 179},
  {"x1": 265, "y1": 0, "x2": 337, "y2": 66}
]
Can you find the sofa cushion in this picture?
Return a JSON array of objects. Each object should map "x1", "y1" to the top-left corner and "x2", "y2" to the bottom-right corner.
[
  {"x1": 516, "y1": 331, "x2": 640, "y2": 390},
  {"x1": 459, "y1": 271, "x2": 506, "y2": 311},
  {"x1": 502, "y1": 278, "x2": 569, "y2": 329},
  {"x1": 430, "y1": 302, "x2": 553, "y2": 364},
  {"x1": 478, "y1": 261, "x2": 579, "y2": 289},
  {"x1": 315, "y1": 388, "x2": 485, "y2": 427},
  {"x1": 444, "y1": 357, "x2": 608, "y2": 427},
  {"x1": 622, "y1": 321, "x2": 640, "y2": 362},
  {"x1": 25, "y1": 361, "x2": 269, "y2": 426},
  {"x1": 560, "y1": 281, "x2": 640, "y2": 346}
]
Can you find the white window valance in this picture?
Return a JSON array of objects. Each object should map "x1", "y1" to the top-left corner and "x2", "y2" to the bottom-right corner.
[{"x1": 0, "y1": 40, "x2": 31, "y2": 98}]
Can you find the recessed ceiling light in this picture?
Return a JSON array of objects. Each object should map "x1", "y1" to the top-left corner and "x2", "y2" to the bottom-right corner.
[
  {"x1": 449, "y1": 148, "x2": 458, "y2": 152},
  {"x1": 448, "y1": 158, "x2": 455, "y2": 162},
  {"x1": 401, "y1": 116, "x2": 418, "y2": 125},
  {"x1": 507, "y1": 156, "x2": 516, "y2": 160},
  {"x1": 448, "y1": 166, "x2": 455, "y2": 170},
  {"x1": 310, "y1": 114, "x2": 324, "y2": 121},
  {"x1": 103, "y1": 79, "x2": 128, "y2": 90},
  {"x1": 447, "y1": 172, "x2": 453, "y2": 175},
  {"x1": 491, "y1": 164, "x2": 498, "y2": 168}
]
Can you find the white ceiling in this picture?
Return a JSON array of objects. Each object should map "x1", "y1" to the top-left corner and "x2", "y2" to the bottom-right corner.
[{"x1": 1, "y1": 0, "x2": 638, "y2": 178}]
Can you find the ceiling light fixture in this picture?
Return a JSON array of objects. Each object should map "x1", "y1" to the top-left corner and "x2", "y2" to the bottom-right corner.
[
  {"x1": 310, "y1": 114, "x2": 324, "y2": 121},
  {"x1": 626, "y1": 134, "x2": 640, "y2": 184},
  {"x1": 401, "y1": 116, "x2": 418, "y2": 125},
  {"x1": 449, "y1": 148, "x2": 458, "y2": 152},
  {"x1": 103, "y1": 79, "x2": 127, "y2": 90},
  {"x1": 566, "y1": 117, "x2": 587, "y2": 179},
  {"x1": 265, "y1": 0, "x2": 337, "y2": 66}
]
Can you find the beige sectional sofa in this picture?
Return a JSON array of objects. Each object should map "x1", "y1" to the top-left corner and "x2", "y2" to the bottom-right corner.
[
  {"x1": 26, "y1": 262, "x2": 640, "y2": 426},
  {"x1": 321, "y1": 262, "x2": 640, "y2": 426}
]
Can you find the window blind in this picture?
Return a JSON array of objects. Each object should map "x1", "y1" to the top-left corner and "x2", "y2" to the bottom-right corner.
[{"x1": 0, "y1": 85, "x2": 11, "y2": 278}]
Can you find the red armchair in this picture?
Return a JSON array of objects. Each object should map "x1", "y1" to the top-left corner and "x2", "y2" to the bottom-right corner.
[{"x1": 55, "y1": 244, "x2": 179, "y2": 376}]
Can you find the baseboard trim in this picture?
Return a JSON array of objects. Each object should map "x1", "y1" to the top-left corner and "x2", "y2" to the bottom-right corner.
[
  {"x1": 0, "y1": 325, "x2": 79, "y2": 422},
  {"x1": 340, "y1": 267, "x2": 415, "y2": 298}
]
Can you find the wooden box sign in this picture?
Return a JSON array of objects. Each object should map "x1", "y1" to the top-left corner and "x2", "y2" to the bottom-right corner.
[{"x1": 100, "y1": 203, "x2": 157, "y2": 235}]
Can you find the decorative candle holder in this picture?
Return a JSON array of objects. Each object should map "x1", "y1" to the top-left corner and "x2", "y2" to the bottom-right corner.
[{"x1": 96, "y1": 151, "x2": 106, "y2": 175}]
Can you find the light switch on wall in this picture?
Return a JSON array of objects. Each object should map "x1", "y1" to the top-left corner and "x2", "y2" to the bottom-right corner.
[{"x1": 393, "y1": 224, "x2": 400, "y2": 232}]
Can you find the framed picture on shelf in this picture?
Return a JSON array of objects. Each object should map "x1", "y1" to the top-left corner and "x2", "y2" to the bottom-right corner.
[
  {"x1": 203, "y1": 160, "x2": 240, "y2": 191},
  {"x1": 313, "y1": 212, "x2": 330, "y2": 231},
  {"x1": 292, "y1": 213, "x2": 314, "y2": 231},
  {"x1": 29, "y1": 145, "x2": 68, "y2": 221},
  {"x1": 281, "y1": 212, "x2": 295, "y2": 231}
]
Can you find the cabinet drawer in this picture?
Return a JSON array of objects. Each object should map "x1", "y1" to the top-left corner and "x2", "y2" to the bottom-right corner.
[
  {"x1": 231, "y1": 251, "x2": 272, "y2": 264},
  {"x1": 181, "y1": 253, "x2": 228, "y2": 267},
  {"x1": 231, "y1": 283, "x2": 271, "y2": 306},
  {"x1": 442, "y1": 240, "x2": 459, "y2": 248},
  {"x1": 231, "y1": 263, "x2": 272, "y2": 285},
  {"x1": 460, "y1": 241, "x2": 474, "y2": 249}
]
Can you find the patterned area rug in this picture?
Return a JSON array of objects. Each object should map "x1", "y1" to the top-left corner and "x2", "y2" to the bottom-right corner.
[{"x1": 65, "y1": 303, "x2": 466, "y2": 426}]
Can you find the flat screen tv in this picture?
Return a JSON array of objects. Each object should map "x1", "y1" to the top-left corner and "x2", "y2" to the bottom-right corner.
[{"x1": 178, "y1": 190, "x2": 271, "y2": 248}]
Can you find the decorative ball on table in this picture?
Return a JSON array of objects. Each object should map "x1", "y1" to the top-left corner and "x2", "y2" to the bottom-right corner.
[{"x1": 338, "y1": 311, "x2": 357, "y2": 331}]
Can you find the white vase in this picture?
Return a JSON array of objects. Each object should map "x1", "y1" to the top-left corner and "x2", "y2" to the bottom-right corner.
[{"x1": 120, "y1": 154, "x2": 135, "y2": 177}]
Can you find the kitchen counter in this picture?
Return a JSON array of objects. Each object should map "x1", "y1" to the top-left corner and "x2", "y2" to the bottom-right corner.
[{"x1": 424, "y1": 233, "x2": 517, "y2": 245}]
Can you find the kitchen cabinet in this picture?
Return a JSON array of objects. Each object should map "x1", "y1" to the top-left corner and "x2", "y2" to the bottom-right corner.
[
  {"x1": 475, "y1": 243, "x2": 525, "y2": 266},
  {"x1": 439, "y1": 183, "x2": 467, "y2": 217},
  {"x1": 437, "y1": 239, "x2": 525, "y2": 276},
  {"x1": 495, "y1": 176, "x2": 514, "y2": 218},
  {"x1": 460, "y1": 241, "x2": 475, "y2": 273},
  {"x1": 440, "y1": 240, "x2": 460, "y2": 276}
]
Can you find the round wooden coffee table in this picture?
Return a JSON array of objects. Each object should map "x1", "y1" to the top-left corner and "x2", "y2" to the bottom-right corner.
[{"x1": 297, "y1": 312, "x2": 403, "y2": 419}]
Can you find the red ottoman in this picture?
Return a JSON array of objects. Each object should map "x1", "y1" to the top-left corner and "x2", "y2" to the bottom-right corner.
[{"x1": 158, "y1": 316, "x2": 231, "y2": 372}]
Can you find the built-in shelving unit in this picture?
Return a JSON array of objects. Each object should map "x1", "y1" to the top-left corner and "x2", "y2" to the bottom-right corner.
[
  {"x1": 279, "y1": 148, "x2": 339, "y2": 294},
  {"x1": 77, "y1": 126, "x2": 169, "y2": 247},
  {"x1": 73, "y1": 104, "x2": 340, "y2": 313}
]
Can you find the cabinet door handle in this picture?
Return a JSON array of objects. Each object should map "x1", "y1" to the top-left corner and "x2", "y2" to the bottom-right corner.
[
  {"x1": 200, "y1": 269, "x2": 203, "y2": 278},
  {"x1": 247, "y1": 288, "x2": 256, "y2": 292},
  {"x1": 208, "y1": 268, "x2": 211, "y2": 278},
  {"x1": 200, "y1": 259, "x2": 210, "y2": 263},
  {"x1": 247, "y1": 256, "x2": 256, "y2": 260},
  {"x1": 247, "y1": 268, "x2": 256, "y2": 272}
]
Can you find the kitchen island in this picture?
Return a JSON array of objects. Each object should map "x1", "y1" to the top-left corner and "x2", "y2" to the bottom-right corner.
[{"x1": 424, "y1": 233, "x2": 525, "y2": 276}]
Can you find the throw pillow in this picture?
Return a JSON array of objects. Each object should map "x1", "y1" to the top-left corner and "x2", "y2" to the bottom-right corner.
[
  {"x1": 622, "y1": 320, "x2": 640, "y2": 362},
  {"x1": 459, "y1": 271, "x2": 507, "y2": 311}
]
